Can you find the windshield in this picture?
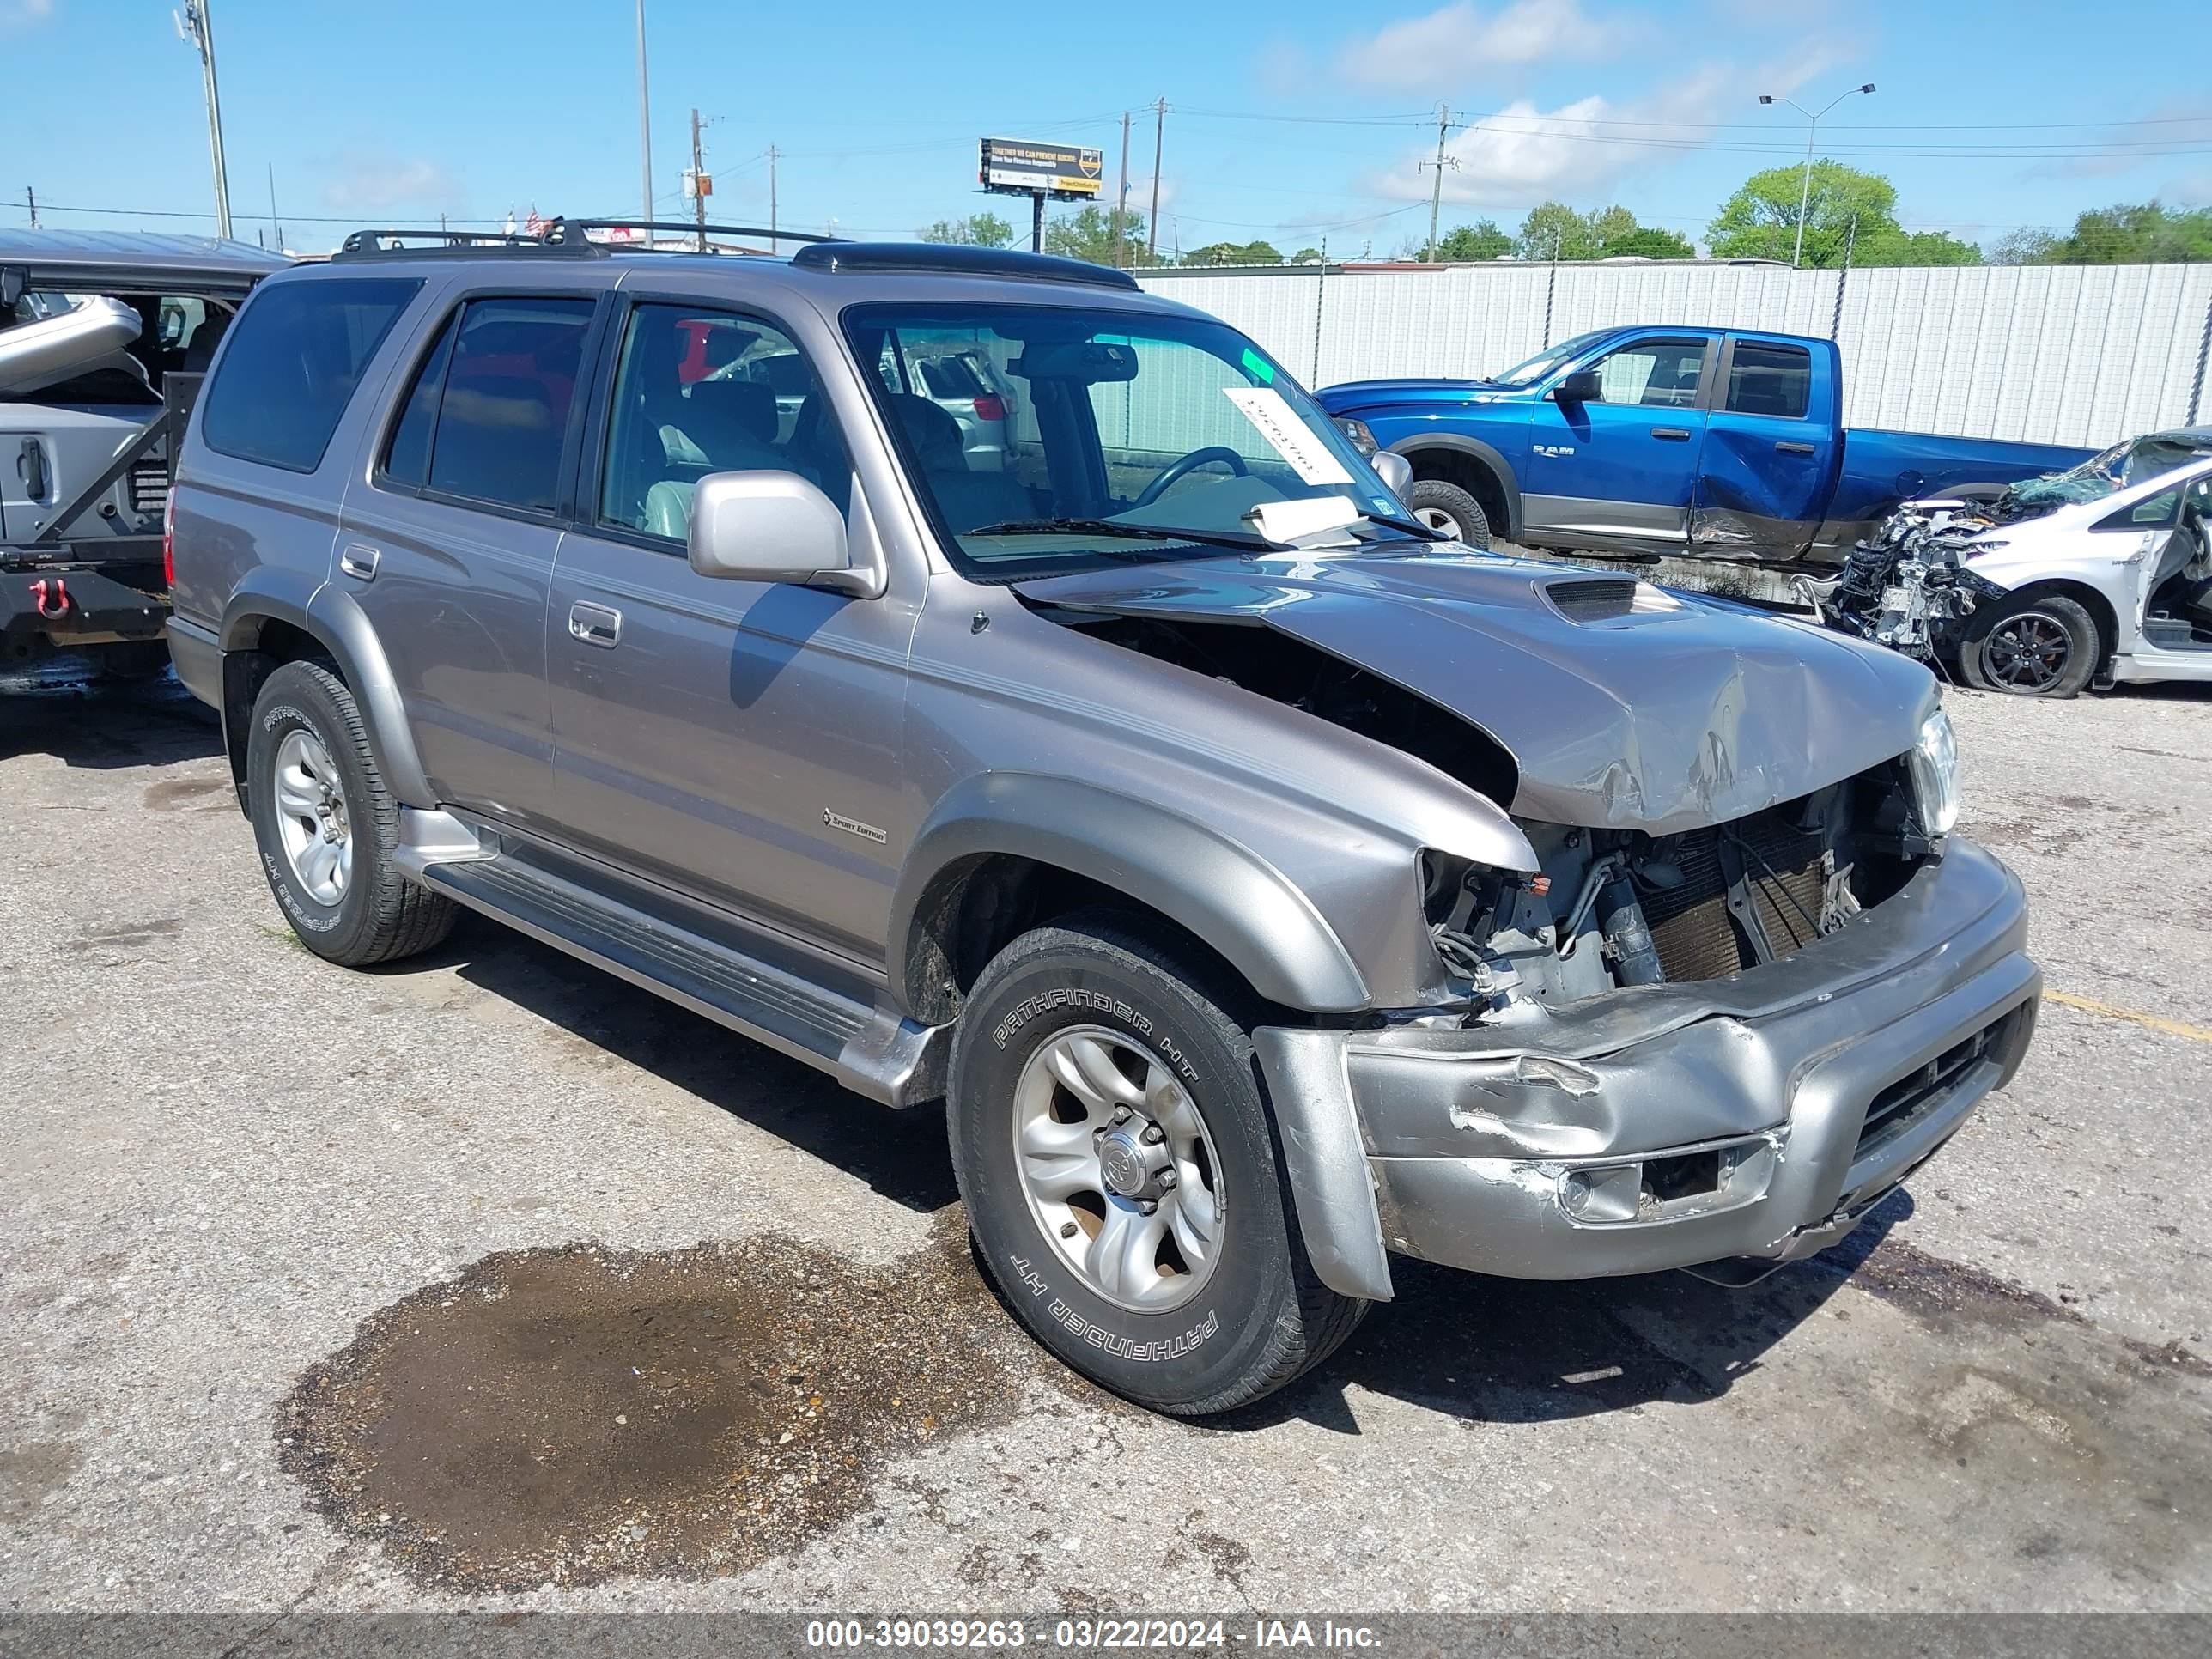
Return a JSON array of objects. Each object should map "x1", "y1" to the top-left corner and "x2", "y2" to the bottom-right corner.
[
  {"x1": 841, "y1": 302, "x2": 1407, "y2": 578},
  {"x1": 1487, "y1": 329, "x2": 1609, "y2": 388}
]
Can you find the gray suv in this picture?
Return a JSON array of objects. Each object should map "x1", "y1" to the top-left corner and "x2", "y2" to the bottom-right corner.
[{"x1": 167, "y1": 222, "x2": 2040, "y2": 1415}]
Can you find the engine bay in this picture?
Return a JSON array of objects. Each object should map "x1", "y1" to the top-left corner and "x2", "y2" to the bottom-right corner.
[{"x1": 1047, "y1": 604, "x2": 1936, "y2": 1016}]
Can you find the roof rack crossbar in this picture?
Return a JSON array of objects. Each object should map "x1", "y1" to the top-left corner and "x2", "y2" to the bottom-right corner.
[{"x1": 555, "y1": 218, "x2": 838, "y2": 246}]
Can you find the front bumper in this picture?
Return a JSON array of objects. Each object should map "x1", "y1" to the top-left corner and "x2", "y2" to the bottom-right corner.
[{"x1": 1257, "y1": 838, "x2": 2038, "y2": 1292}]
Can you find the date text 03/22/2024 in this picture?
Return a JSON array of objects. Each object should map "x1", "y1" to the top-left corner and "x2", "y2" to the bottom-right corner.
[{"x1": 802, "y1": 1619, "x2": 1382, "y2": 1650}]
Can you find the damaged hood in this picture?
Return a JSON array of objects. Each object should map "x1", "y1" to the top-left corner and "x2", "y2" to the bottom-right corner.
[{"x1": 1018, "y1": 549, "x2": 1936, "y2": 834}]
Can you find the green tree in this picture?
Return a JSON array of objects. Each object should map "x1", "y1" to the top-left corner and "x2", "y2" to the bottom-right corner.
[
  {"x1": 1989, "y1": 227, "x2": 2060, "y2": 265},
  {"x1": 1516, "y1": 201, "x2": 1597, "y2": 260},
  {"x1": 1510, "y1": 203, "x2": 1692, "y2": 261},
  {"x1": 1184, "y1": 239, "x2": 1285, "y2": 266},
  {"x1": 2045, "y1": 201, "x2": 2212, "y2": 263},
  {"x1": 1291, "y1": 246, "x2": 1325, "y2": 264},
  {"x1": 1601, "y1": 224, "x2": 1696, "y2": 259},
  {"x1": 1433, "y1": 220, "x2": 1512, "y2": 261},
  {"x1": 1044, "y1": 205, "x2": 1157, "y2": 266},
  {"x1": 1707, "y1": 161, "x2": 1981, "y2": 267},
  {"x1": 919, "y1": 212, "x2": 1014, "y2": 249}
]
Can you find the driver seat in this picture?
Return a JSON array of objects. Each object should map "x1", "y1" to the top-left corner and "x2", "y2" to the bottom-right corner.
[{"x1": 886, "y1": 392, "x2": 1030, "y2": 532}]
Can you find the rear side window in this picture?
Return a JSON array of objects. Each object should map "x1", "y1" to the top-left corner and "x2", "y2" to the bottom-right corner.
[
  {"x1": 380, "y1": 296, "x2": 595, "y2": 513},
  {"x1": 199, "y1": 277, "x2": 420, "y2": 472},
  {"x1": 1726, "y1": 343, "x2": 1812, "y2": 420}
]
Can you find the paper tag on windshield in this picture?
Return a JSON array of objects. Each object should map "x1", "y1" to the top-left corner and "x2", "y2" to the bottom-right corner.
[{"x1": 1222, "y1": 386, "x2": 1354, "y2": 486}]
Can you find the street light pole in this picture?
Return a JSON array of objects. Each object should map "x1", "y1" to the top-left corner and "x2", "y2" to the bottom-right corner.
[
  {"x1": 635, "y1": 0, "x2": 654, "y2": 228},
  {"x1": 174, "y1": 1, "x2": 234, "y2": 240},
  {"x1": 1759, "y1": 83, "x2": 1875, "y2": 268}
]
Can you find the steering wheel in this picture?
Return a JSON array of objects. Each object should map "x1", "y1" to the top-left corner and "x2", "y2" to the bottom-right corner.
[{"x1": 1133, "y1": 446, "x2": 1249, "y2": 509}]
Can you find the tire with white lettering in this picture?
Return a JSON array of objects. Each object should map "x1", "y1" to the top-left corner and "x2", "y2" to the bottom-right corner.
[
  {"x1": 1406, "y1": 479, "x2": 1492, "y2": 548},
  {"x1": 246, "y1": 660, "x2": 456, "y2": 967},
  {"x1": 948, "y1": 914, "x2": 1366, "y2": 1415}
]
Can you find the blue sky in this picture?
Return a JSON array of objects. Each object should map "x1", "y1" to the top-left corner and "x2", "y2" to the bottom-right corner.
[{"x1": 6, "y1": 0, "x2": 2209, "y2": 255}]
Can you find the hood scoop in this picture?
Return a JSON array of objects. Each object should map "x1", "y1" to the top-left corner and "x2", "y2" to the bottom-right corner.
[{"x1": 1542, "y1": 577, "x2": 1642, "y2": 623}]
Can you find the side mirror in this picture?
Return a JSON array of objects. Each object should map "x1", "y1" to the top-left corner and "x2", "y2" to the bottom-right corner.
[
  {"x1": 1371, "y1": 450, "x2": 1413, "y2": 498},
  {"x1": 1554, "y1": 368, "x2": 1601, "y2": 404},
  {"x1": 687, "y1": 471, "x2": 859, "y2": 591}
]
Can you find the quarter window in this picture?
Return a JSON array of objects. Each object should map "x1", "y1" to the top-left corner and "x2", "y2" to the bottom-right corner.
[
  {"x1": 1725, "y1": 343, "x2": 1812, "y2": 420},
  {"x1": 200, "y1": 276, "x2": 421, "y2": 472}
]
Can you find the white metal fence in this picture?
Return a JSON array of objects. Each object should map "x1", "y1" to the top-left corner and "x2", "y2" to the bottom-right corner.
[{"x1": 1133, "y1": 262, "x2": 2212, "y2": 448}]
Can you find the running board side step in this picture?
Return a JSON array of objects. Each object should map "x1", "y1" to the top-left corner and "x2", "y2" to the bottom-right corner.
[{"x1": 404, "y1": 826, "x2": 946, "y2": 1107}]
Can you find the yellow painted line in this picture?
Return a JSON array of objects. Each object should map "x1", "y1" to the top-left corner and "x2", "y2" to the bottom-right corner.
[{"x1": 2044, "y1": 989, "x2": 2212, "y2": 1045}]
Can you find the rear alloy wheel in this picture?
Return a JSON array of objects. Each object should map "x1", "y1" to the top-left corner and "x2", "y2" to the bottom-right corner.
[
  {"x1": 1406, "y1": 479, "x2": 1492, "y2": 548},
  {"x1": 246, "y1": 660, "x2": 457, "y2": 965},
  {"x1": 1964, "y1": 594, "x2": 2100, "y2": 698},
  {"x1": 948, "y1": 914, "x2": 1366, "y2": 1416}
]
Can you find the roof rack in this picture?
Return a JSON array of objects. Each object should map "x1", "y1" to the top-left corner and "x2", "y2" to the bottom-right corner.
[
  {"x1": 334, "y1": 225, "x2": 602, "y2": 259},
  {"x1": 555, "y1": 217, "x2": 837, "y2": 248},
  {"x1": 788, "y1": 241, "x2": 1139, "y2": 290}
]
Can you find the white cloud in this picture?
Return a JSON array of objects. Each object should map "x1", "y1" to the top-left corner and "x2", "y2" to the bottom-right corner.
[
  {"x1": 1343, "y1": 2, "x2": 1620, "y2": 94},
  {"x1": 320, "y1": 155, "x2": 465, "y2": 213},
  {"x1": 1, "y1": 0, "x2": 55, "y2": 29},
  {"x1": 1364, "y1": 45, "x2": 1854, "y2": 211}
]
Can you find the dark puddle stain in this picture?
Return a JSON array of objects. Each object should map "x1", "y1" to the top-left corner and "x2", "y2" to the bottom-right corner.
[
  {"x1": 0, "y1": 1439, "x2": 84, "y2": 1527},
  {"x1": 142, "y1": 775, "x2": 231, "y2": 811},
  {"x1": 276, "y1": 1224, "x2": 1068, "y2": 1591},
  {"x1": 1856, "y1": 1236, "x2": 2212, "y2": 1379},
  {"x1": 63, "y1": 916, "x2": 185, "y2": 953}
]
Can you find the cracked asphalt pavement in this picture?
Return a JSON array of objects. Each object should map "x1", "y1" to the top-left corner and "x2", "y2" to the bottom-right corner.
[{"x1": 2, "y1": 671, "x2": 2209, "y2": 1617}]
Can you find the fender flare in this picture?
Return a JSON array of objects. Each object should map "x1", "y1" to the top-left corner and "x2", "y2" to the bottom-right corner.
[
  {"x1": 219, "y1": 571, "x2": 435, "y2": 808},
  {"x1": 888, "y1": 772, "x2": 1372, "y2": 1016},
  {"x1": 1389, "y1": 432, "x2": 1523, "y2": 541}
]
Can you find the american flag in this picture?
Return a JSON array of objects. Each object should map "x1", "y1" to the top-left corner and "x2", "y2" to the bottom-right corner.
[{"x1": 523, "y1": 207, "x2": 546, "y2": 238}]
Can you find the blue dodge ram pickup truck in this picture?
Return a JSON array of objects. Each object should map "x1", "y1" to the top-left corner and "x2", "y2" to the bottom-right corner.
[{"x1": 1316, "y1": 325, "x2": 2094, "y2": 564}]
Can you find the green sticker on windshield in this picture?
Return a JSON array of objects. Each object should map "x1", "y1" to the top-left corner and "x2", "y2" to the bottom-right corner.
[{"x1": 1241, "y1": 347, "x2": 1275, "y2": 385}]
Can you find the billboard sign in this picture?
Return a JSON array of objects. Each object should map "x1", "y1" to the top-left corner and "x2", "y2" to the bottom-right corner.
[{"x1": 979, "y1": 137, "x2": 1103, "y2": 199}]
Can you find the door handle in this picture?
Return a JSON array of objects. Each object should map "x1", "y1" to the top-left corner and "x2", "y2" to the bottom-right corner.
[
  {"x1": 338, "y1": 544, "x2": 380, "y2": 581},
  {"x1": 16, "y1": 436, "x2": 47, "y2": 500},
  {"x1": 568, "y1": 601, "x2": 623, "y2": 649},
  {"x1": 1650, "y1": 427, "x2": 1692, "y2": 441},
  {"x1": 1775, "y1": 441, "x2": 1818, "y2": 456}
]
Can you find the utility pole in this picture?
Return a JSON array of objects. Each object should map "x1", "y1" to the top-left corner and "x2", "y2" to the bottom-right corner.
[
  {"x1": 765, "y1": 144, "x2": 781, "y2": 252},
  {"x1": 635, "y1": 0, "x2": 654, "y2": 227},
  {"x1": 1759, "y1": 83, "x2": 1876, "y2": 268},
  {"x1": 175, "y1": 2, "x2": 234, "y2": 240},
  {"x1": 266, "y1": 162, "x2": 283, "y2": 252},
  {"x1": 1420, "y1": 102, "x2": 1457, "y2": 263},
  {"x1": 25, "y1": 186, "x2": 36, "y2": 228},
  {"x1": 1146, "y1": 97, "x2": 1165, "y2": 263},
  {"x1": 689, "y1": 108, "x2": 708, "y2": 252},
  {"x1": 1111, "y1": 110, "x2": 1132, "y2": 267}
]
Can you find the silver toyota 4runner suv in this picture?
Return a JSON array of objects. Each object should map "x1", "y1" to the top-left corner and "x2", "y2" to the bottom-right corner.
[{"x1": 167, "y1": 222, "x2": 2039, "y2": 1415}]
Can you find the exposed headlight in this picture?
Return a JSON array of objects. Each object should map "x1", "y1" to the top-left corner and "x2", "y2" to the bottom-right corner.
[
  {"x1": 1961, "y1": 539, "x2": 2007, "y2": 558},
  {"x1": 1908, "y1": 708, "x2": 1960, "y2": 837},
  {"x1": 1334, "y1": 416, "x2": 1380, "y2": 457}
]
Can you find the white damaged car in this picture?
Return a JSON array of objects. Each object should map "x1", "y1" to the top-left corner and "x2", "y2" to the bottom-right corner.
[{"x1": 1806, "y1": 454, "x2": 2212, "y2": 696}]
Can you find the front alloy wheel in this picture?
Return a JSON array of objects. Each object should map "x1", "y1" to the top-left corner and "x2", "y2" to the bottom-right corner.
[
  {"x1": 1012, "y1": 1025, "x2": 1224, "y2": 1311},
  {"x1": 1964, "y1": 592, "x2": 2100, "y2": 698},
  {"x1": 948, "y1": 914, "x2": 1367, "y2": 1416}
]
